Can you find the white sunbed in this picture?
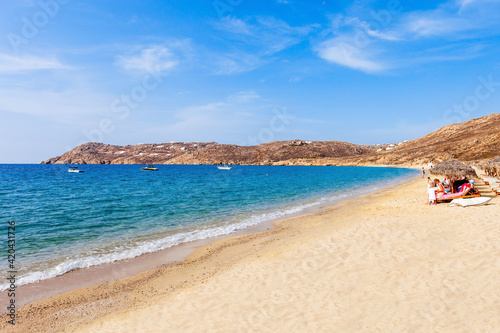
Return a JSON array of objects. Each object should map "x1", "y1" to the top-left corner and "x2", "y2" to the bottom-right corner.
[{"x1": 482, "y1": 177, "x2": 500, "y2": 184}]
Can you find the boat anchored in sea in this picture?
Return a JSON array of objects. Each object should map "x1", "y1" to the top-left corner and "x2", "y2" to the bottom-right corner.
[
  {"x1": 217, "y1": 165, "x2": 232, "y2": 170},
  {"x1": 68, "y1": 167, "x2": 84, "y2": 173},
  {"x1": 141, "y1": 165, "x2": 159, "y2": 171}
]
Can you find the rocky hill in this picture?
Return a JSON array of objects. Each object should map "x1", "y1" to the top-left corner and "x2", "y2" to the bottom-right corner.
[
  {"x1": 41, "y1": 140, "x2": 376, "y2": 165},
  {"x1": 319, "y1": 112, "x2": 500, "y2": 166},
  {"x1": 42, "y1": 113, "x2": 500, "y2": 166}
]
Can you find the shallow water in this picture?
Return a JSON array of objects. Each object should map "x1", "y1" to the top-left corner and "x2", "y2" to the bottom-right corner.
[{"x1": 0, "y1": 164, "x2": 418, "y2": 289}]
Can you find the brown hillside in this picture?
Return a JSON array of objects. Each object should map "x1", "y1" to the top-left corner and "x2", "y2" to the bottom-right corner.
[
  {"x1": 41, "y1": 113, "x2": 500, "y2": 166},
  {"x1": 347, "y1": 112, "x2": 500, "y2": 166},
  {"x1": 41, "y1": 140, "x2": 375, "y2": 165}
]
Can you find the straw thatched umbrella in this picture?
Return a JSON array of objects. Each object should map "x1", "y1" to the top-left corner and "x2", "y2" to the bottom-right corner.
[
  {"x1": 430, "y1": 159, "x2": 478, "y2": 178},
  {"x1": 482, "y1": 157, "x2": 500, "y2": 177}
]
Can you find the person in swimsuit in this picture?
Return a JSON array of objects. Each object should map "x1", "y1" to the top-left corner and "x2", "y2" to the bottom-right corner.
[{"x1": 434, "y1": 179, "x2": 445, "y2": 196}]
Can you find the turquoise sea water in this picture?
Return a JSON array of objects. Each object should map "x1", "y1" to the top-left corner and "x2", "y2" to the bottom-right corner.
[{"x1": 0, "y1": 164, "x2": 418, "y2": 289}]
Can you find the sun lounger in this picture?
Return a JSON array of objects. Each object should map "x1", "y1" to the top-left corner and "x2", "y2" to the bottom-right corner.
[
  {"x1": 482, "y1": 177, "x2": 500, "y2": 185},
  {"x1": 483, "y1": 178, "x2": 500, "y2": 194},
  {"x1": 436, "y1": 184, "x2": 480, "y2": 202}
]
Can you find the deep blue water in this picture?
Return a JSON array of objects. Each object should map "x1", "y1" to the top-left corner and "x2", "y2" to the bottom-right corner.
[{"x1": 0, "y1": 164, "x2": 418, "y2": 288}]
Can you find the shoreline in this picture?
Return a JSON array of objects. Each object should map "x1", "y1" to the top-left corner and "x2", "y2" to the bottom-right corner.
[
  {"x1": 1, "y1": 169, "x2": 418, "y2": 308},
  {"x1": 1, "y1": 175, "x2": 423, "y2": 332},
  {"x1": 4, "y1": 173, "x2": 497, "y2": 332},
  {"x1": 0, "y1": 218, "x2": 275, "y2": 309}
]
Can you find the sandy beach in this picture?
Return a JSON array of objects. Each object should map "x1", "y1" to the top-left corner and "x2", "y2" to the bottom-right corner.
[{"x1": 3, "y1": 175, "x2": 499, "y2": 333}]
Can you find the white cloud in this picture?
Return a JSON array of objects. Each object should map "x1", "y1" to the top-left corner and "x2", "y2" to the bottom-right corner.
[
  {"x1": 0, "y1": 54, "x2": 68, "y2": 72},
  {"x1": 0, "y1": 88, "x2": 109, "y2": 122},
  {"x1": 315, "y1": 0, "x2": 500, "y2": 73},
  {"x1": 402, "y1": 0, "x2": 500, "y2": 37},
  {"x1": 212, "y1": 16, "x2": 316, "y2": 74},
  {"x1": 213, "y1": 51, "x2": 264, "y2": 74},
  {"x1": 156, "y1": 101, "x2": 254, "y2": 142},
  {"x1": 116, "y1": 45, "x2": 179, "y2": 73},
  {"x1": 458, "y1": 0, "x2": 478, "y2": 7},
  {"x1": 217, "y1": 16, "x2": 251, "y2": 34},
  {"x1": 226, "y1": 90, "x2": 260, "y2": 103},
  {"x1": 457, "y1": 0, "x2": 500, "y2": 9},
  {"x1": 141, "y1": 91, "x2": 283, "y2": 143},
  {"x1": 315, "y1": 37, "x2": 386, "y2": 73},
  {"x1": 404, "y1": 13, "x2": 468, "y2": 37}
]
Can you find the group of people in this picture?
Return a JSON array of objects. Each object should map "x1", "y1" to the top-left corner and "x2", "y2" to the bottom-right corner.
[
  {"x1": 427, "y1": 177, "x2": 449, "y2": 205},
  {"x1": 426, "y1": 175, "x2": 474, "y2": 205}
]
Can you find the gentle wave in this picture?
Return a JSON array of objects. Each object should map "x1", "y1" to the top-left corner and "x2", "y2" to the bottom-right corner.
[
  {"x1": 0, "y1": 192, "x2": 348, "y2": 290},
  {"x1": 0, "y1": 166, "x2": 418, "y2": 291}
]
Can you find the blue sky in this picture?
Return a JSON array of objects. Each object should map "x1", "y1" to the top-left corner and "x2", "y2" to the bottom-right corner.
[{"x1": 1, "y1": 0, "x2": 500, "y2": 163}]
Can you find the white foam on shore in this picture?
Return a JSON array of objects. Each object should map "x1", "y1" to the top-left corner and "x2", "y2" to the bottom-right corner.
[
  {"x1": 0, "y1": 172, "x2": 417, "y2": 291},
  {"x1": 0, "y1": 198, "x2": 330, "y2": 291}
]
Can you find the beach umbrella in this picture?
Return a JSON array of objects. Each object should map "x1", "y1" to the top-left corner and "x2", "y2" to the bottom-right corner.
[
  {"x1": 479, "y1": 157, "x2": 500, "y2": 177},
  {"x1": 488, "y1": 158, "x2": 500, "y2": 176},
  {"x1": 429, "y1": 159, "x2": 478, "y2": 178}
]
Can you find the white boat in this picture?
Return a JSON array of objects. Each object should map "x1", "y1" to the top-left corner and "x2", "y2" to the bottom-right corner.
[
  {"x1": 141, "y1": 165, "x2": 159, "y2": 171},
  {"x1": 68, "y1": 167, "x2": 84, "y2": 173},
  {"x1": 217, "y1": 165, "x2": 232, "y2": 170}
]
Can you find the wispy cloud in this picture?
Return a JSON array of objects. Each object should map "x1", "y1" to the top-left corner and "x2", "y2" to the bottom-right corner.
[
  {"x1": 116, "y1": 45, "x2": 178, "y2": 73},
  {"x1": 315, "y1": 37, "x2": 386, "y2": 73},
  {"x1": 210, "y1": 52, "x2": 264, "y2": 75},
  {"x1": 226, "y1": 90, "x2": 260, "y2": 103},
  {"x1": 212, "y1": 16, "x2": 316, "y2": 74},
  {"x1": 0, "y1": 54, "x2": 69, "y2": 73},
  {"x1": 402, "y1": 6, "x2": 473, "y2": 37},
  {"x1": 402, "y1": 1, "x2": 500, "y2": 38},
  {"x1": 314, "y1": 13, "x2": 395, "y2": 73},
  {"x1": 456, "y1": 0, "x2": 500, "y2": 10},
  {"x1": 315, "y1": 0, "x2": 500, "y2": 73},
  {"x1": 216, "y1": 16, "x2": 314, "y2": 54},
  {"x1": 0, "y1": 88, "x2": 109, "y2": 123},
  {"x1": 458, "y1": 0, "x2": 478, "y2": 8},
  {"x1": 116, "y1": 40, "x2": 193, "y2": 74},
  {"x1": 141, "y1": 90, "x2": 283, "y2": 143}
]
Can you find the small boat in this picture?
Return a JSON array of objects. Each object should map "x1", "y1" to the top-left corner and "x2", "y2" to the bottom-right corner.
[
  {"x1": 217, "y1": 165, "x2": 232, "y2": 170},
  {"x1": 141, "y1": 165, "x2": 159, "y2": 171},
  {"x1": 68, "y1": 167, "x2": 84, "y2": 173}
]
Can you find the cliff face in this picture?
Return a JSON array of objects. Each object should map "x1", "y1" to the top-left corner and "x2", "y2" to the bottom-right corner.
[
  {"x1": 41, "y1": 113, "x2": 500, "y2": 166},
  {"x1": 41, "y1": 140, "x2": 375, "y2": 165}
]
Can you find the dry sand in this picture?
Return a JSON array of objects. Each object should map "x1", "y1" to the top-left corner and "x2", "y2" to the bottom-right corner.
[{"x1": 3, "y1": 176, "x2": 499, "y2": 333}]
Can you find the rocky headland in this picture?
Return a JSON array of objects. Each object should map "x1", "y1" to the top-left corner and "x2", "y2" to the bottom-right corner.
[{"x1": 41, "y1": 113, "x2": 500, "y2": 166}]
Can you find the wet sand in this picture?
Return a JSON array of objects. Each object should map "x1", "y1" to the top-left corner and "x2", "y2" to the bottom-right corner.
[{"x1": 2, "y1": 176, "x2": 499, "y2": 332}]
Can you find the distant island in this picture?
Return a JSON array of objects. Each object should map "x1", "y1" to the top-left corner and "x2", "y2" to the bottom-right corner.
[{"x1": 42, "y1": 113, "x2": 500, "y2": 166}]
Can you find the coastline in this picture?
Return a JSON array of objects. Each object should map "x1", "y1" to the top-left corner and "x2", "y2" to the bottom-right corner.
[
  {"x1": 3, "y1": 174, "x2": 499, "y2": 332},
  {"x1": 0, "y1": 166, "x2": 417, "y2": 307}
]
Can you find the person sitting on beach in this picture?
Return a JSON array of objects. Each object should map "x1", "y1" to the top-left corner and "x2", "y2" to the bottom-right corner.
[
  {"x1": 434, "y1": 179, "x2": 445, "y2": 195},
  {"x1": 442, "y1": 176, "x2": 451, "y2": 193},
  {"x1": 453, "y1": 177, "x2": 469, "y2": 192}
]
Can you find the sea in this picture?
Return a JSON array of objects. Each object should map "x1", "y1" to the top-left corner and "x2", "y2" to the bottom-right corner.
[{"x1": 0, "y1": 164, "x2": 418, "y2": 290}]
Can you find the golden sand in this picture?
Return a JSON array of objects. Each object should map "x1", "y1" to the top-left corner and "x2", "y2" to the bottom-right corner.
[{"x1": 3, "y1": 176, "x2": 499, "y2": 333}]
